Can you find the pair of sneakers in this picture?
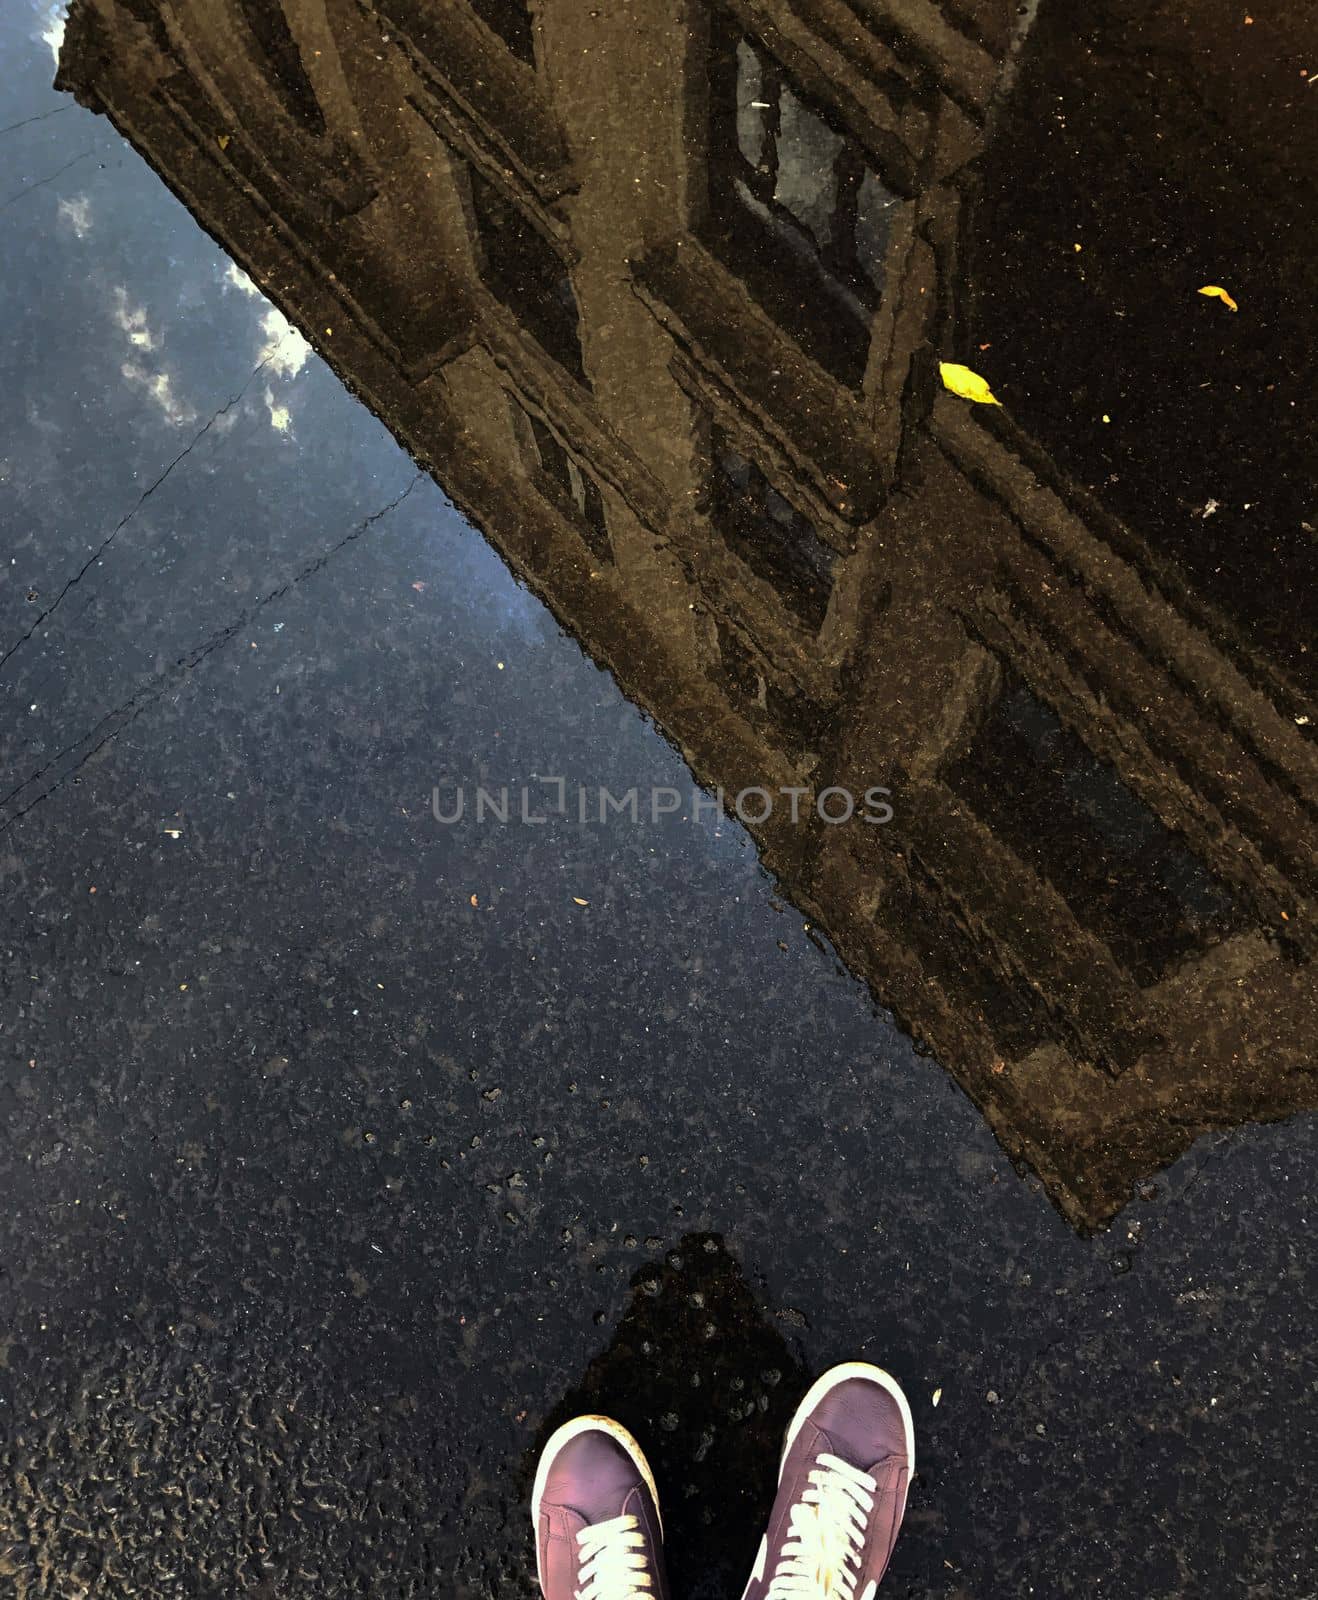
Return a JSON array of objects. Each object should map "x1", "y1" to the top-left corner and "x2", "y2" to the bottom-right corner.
[{"x1": 532, "y1": 1361, "x2": 914, "y2": 1600}]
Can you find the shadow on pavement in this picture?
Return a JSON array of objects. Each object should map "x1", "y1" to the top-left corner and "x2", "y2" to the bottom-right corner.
[{"x1": 529, "y1": 1233, "x2": 808, "y2": 1600}]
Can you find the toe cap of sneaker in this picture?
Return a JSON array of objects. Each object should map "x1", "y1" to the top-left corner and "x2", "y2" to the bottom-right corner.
[
  {"x1": 809, "y1": 1375, "x2": 912, "y2": 1471},
  {"x1": 539, "y1": 1423, "x2": 650, "y2": 1525}
]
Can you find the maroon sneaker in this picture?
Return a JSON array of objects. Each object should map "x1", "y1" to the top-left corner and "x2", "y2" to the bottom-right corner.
[
  {"x1": 532, "y1": 1415, "x2": 670, "y2": 1600},
  {"x1": 740, "y1": 1362, "x2": 915, "y2": 1600}
]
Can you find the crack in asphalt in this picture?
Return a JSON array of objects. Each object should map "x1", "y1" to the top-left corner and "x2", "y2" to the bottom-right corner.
[
  {"x1": 0, "y1": 104, "x2": 75, "y2": 140},
  {"x1": 0, "y1": 471, "x2": 427, "y2": 835},
  {"x1": 0, "y1": 359, "x2": 271, "y2": 677},
  {"x1": 1173, "y1": 1129, "x2": 1235, "y2": 1200},
  {"x1": 0, "y1": 147, "x2": 98, "y2": 212}
]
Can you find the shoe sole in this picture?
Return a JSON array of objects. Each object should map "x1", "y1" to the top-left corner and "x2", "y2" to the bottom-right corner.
[{"x1": 531, "y1": 1414, "x2": 664, "y2": 1595}]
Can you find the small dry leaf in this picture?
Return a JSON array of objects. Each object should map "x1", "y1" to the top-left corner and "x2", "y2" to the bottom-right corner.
[
  {"x1": 217, "y1": 133, "x2": 230, "y2": 150},
  {"x1": 469, "y1": 893, "x2": 478, "y2": 908},
  {"x1": 1198, "y1": 285, "x2": 1238, "y2": 312},
  {"x1": 572, "y1": 897, "x2": 589, "y2": 906},
  {"x1": 932, "y1": 1388, "x2": 943, "y2": 1407},
  {"x1": 939, "y1": 362, "x2": 1001, "y2": 406}
]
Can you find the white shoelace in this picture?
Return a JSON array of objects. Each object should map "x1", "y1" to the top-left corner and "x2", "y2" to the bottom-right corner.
[
  {"x1": 765, "y1": 1453, "x2": 877, "y2": 1600},
  {"x1": 575, "y1": 1513, "x2": 654, "y2": 1600}
]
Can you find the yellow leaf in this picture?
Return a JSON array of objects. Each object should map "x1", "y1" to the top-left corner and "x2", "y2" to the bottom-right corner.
[
  {"x1": 217, "y1": 133, "x2": 230, "y2": 150},
  {"x1": 939, "y1": 362, "x2": 1001, "y2": 406},
  {"x1": 572, "y1": 896, "x2": 589, "y2": 906},
  {"x1": 1198, "y1": 284, "x2": 1238, "y2": 312}
]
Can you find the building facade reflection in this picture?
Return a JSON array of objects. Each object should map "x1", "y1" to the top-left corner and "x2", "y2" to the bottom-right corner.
[{"x1": 58, "y1": 0, "x2": 1317, "y2": 1229}]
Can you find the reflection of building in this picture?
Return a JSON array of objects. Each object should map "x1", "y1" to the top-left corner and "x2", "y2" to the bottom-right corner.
[{"x1": 59, "y1": 0, "x2": 1317, "y2": 1230}]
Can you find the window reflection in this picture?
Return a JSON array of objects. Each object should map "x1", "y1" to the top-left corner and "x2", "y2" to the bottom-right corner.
[{"x1": 706, "y1": 19, "x2": 896, "y2": 386}]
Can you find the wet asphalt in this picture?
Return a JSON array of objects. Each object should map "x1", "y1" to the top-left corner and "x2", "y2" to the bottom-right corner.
[{"x1": 1, "y1": 3, "x2": 1316, "y2": 1597}]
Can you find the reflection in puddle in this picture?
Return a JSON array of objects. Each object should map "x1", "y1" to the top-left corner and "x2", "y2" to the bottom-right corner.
[{"x1": 55, "y1": 0, "x2": 1317, "y2": 1228}]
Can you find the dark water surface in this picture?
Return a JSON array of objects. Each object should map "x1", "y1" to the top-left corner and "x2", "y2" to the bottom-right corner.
[{"x1": 1, "y1": 1, "x2": 1314, "y2": 1595}]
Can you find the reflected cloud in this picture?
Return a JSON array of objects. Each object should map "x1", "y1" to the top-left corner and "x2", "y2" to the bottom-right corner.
[
  {"x1": 257, "y1": 307, "x2": 310, "y2": 381},
  {"x1": 263, "y1": 384, "x2": 292, "y2": 434},
  {"x1": 223, "y1": 261, "x2": 261, "y2": 299},
  {"x1": 38, "y1": 2, "x2": 67, "y2": 69},
  {"x1": 223, "y1": 260, "x2": 308, "y2": 423},
  {"x1": 56, "y1": 194, "x2": 91, "y2": 237},
  {"x1": 111, "y1": 285, "x2": 157, "y2": 350},
  {"x1": 223, "y1": 260, "x2": 311, "y2": 379},
  {"x1": 120, "y1": 359, "x2": 195, "y2": 426},
  {"x1": 110, "y1": 284, "x2": 194, "y2": 424}
]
